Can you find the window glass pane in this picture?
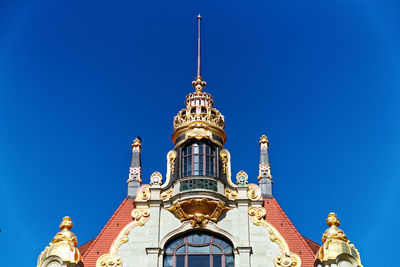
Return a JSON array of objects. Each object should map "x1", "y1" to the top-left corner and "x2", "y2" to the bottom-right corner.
[
  {"x1": 188, "y1": 245, "x2": 210, "y2": 254},
  {"x1": 199, "y1": 146, "x2": 203, "y2": 153},
  {"x1": 212, "y1": 245, "x2": 222, "y2": 254},
  {"x1": 176, "y1": 245, "x2": 185, "y2": 254},
  {"x1": 223, "y1": 245, "x2": 232, "y2": 253},
  {"x1": 188, "y1": 255, "x2": 209, "y2": 267},
  {"x1": 176, "y1": 256, "x2": 185, "y2": 267},
  {"x1": 225, "y1": 256, "x2": 234, "y2": 267},
  {"x1": 163, "y1": 256, "x2": 173, "y2": 267},
  {"x1": 193, "y1": 144, "x2": 199, "y2": 154},
  {"x1": 194, "y1": 155, "x2": 199, "y2": 163},
  {"x1": 194, "y1": 163, "x2": 199, "y2": 170},
  {"x1": 192, "y1": 233, "x2": 206, "y2": 244},
  {"x1": 166, "y1": 237, "x2": 184, "y2": 252},
  {"x1": 188, "y1": 147, "x2": 192, "y2": 154},
  {"x1": 206, "y1": 147, "x2": 210, "y2": 154},
  {"x1": 213, "y1": 255, "x2": 222, "y2": 267},
  {"x1": 183, "y1": 149, "x2": 187, "y2": 156}
]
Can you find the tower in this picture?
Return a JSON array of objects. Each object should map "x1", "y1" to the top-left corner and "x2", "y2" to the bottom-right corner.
[{"x1": 37, "y1": 15, "x2": 362, "y2": 267}]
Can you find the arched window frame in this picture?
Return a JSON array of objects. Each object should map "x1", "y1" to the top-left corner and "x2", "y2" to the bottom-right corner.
[
  {"x1": 163, "y1": 232, "x2": 234, "y2": 267},
  {"x1": 181, "y1": 140, "x2": 216, "y2": 178}
]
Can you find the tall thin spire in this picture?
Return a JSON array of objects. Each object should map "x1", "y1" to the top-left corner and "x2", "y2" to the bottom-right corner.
[
  {"x1": 197, "y1": 14, "x2": 201, "y2": 78},
  {"x1": 192, "y1": 14, "x2": 206, "y2": 92}
]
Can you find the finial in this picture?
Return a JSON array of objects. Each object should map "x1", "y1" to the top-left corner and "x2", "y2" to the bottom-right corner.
[
  {"x1": 259, "y1": 135, "x2": 269, "y2": 150},
  {"x1": 192, "y1": 14, "x2": 206, "y2": 92},
  {"x1": 316, "y1": 212, "x2": 363, "y2": 266},
  {"x1": 321, "y1": 212, "x2": 348, "y2": 243},
  {"x1": 132, "y1": 138, "x2": 142, "y2": 152},
  {"x1": 326, "y1": 212, "x2": 340, "y2": 227},
  {"x1": 59, "y1": 216, "x2": 73, "y2": 231}
]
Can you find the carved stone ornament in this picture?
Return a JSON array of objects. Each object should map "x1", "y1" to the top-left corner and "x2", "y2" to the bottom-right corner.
[
  {"x1": 131, "y1": 138, "x2": 142, "y2": 153},
  {"x1": 236, "y1": 170, "x2": 248, "y2": 187},
  {"x1": 247, "y1": 184, "x2": 262, "y2": 201},
  {"x1": 224, "y1": 188, "x2": 238, "y2": 199},
  {"x1": 135, "y1": 185, "x2": 151, "y2": 201},
  {"x1": 150, "y1": 171, "x2": 163, "y2": 186},
  {"x1": 259, "y1": 135, "x2": 269, "y2": 150},
  {"x1": 248, "y1": 207, "x2": 301, "y2": 267},
  {"x1": 96, "y1": 208, "x2": 150, "y2": 267},
  {"x1": 161, "y1": 188, "x2": 173, "y2": 200},
  {"x1": 167, "y1": 198, "x2": 230, "y2": 227},
  {"x1": 258, "y1": 163, "x2": 272, "y2": 180},
  {"x1": 128, "y1": 167, "x2": 142, "y2": 183}
]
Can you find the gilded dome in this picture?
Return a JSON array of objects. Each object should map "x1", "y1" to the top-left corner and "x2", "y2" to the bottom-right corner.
[
  {"x1": 316, "y1": 213, "x2": 362, "y2": 267},
  {"x1": 172, "y1": 76, "x2": 226, "y2": 147}
]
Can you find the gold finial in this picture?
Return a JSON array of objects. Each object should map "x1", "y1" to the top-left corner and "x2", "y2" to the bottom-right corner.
[
  {"x1": 326, "y1": 212, "x2": 340, "y2": 227},
  {"x1": 59, "y1": 216, "x2": 73, "y2": 231},
  {"x1": 322, "y1": 212, "x2": 348, "y2": 243},
  {"x1": 192, "y1": 14, "x2": 206, "y2": 92}
]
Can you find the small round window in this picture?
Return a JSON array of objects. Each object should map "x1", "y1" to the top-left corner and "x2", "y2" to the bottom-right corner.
[{"x1": 164, "y1": 232, "x2": 234, "y2": 267}]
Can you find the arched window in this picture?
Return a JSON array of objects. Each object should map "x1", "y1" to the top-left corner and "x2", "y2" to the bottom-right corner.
[
  {"x1": 182, "y1": 141, "x2": 216, "y2": 177},
  {"x1": 164, "y1": 232, "x2": 234, "y2": 267}
]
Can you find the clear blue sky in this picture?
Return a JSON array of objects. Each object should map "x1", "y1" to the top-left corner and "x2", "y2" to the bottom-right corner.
[{"x1": 0, "y1": 1, "x2": 399, "y2": 266}]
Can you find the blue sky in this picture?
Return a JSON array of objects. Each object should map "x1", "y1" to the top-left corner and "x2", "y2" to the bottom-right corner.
[{"x1": 0, "y1": 1, "x2": 399, "y2": 266}]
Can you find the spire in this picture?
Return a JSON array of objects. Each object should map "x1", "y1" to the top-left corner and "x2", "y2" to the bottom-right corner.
[
  {"x1": 37, "y1": 217, "x2": 82, "y2": 267},
  {"x1": 315, "y1": 213, "x2": 363, "y2": 267},
  {"x1": 127, "y1": 137, "x2": 143, "y2": 198},
  {"x1": 197, "y1": 14, "x2": 201, "y2": 78},
  {"x1": 192, "y1": 14, "x2": 206, "y2": 92},
  {"x1": 257, "y1": 135, "x2": 273, "y2": 198}
]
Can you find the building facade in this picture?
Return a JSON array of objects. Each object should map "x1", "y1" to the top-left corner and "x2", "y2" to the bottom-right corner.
[{"x1": 37, "y1": 16, "x2": 362, "y2": 267}]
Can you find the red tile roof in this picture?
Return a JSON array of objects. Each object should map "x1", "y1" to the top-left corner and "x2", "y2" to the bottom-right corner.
[
  {"x1": 264, "y1": 198, "x2": 318, "y2": 267},
  {"x1": 79, "y1": 197, "x2": 318, "y2": 267},
  {"x1": 79, "y1": 198, "x2": 134, "y2": 267},
  {"x1": 302, "y1": 235, "x2": 321, "y2": 254}
]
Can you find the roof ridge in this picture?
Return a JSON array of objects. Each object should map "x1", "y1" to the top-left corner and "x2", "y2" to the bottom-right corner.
[
  {"x1": 81, "y1": 198, "x2": 130, "y2": 258},
  {"x1": 270, "y1": 198, "x2": 316, "y2": 257}
]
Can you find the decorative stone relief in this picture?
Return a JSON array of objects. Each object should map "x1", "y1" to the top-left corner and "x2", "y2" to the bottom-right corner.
[{"x1": 248, "y1": 207, "x2": 301, "y2": 267}]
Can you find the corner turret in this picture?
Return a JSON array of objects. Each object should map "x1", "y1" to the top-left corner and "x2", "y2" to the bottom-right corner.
[
  {"x1": 37, "y1": 217, "x2": 83, "y2": 267},
  {"x1": 315, "y1": 213, "x2": 362, "y2": 267}
]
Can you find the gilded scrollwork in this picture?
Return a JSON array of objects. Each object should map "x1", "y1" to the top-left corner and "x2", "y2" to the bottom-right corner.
[
  {"x1": 167, "y1": 198, "x2": 230, "y2": 227},
  {"x1": 247, "y1": 184, "x2": 262, "y2": 201},
  {"x1": 161, "y1": 188, "x2": 173, "y2": 200},
  {"x1": 220, "y1": 149, "x2": 228, "y2": 174},
  {"x1": 275, "y1": 253, "x2": 301, "y2": 267},
  {"x1": 248, "y1": 207, "x2": 301, "y2": 267},
  {"x1": 224, "y1": 188, "x2": 238, "y2": 199},
  {"x1": 163, "y1": 150, "x2": 177, "y2": 188},
  {"x1": 220, "y1": 149, "x2": 236, "y2": 188},
  {"x1": 135, "y1": 185, "x2": 150, "y2": 201},
  {"x1": 96, "y1": 207, "x2": 150, "y2": 267}
]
